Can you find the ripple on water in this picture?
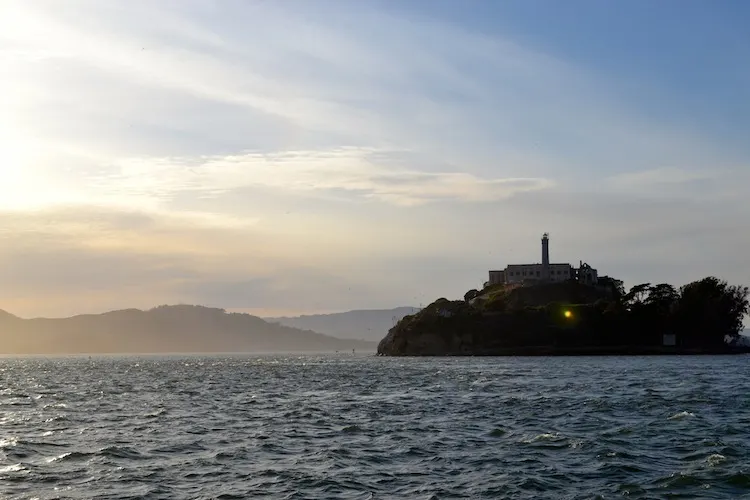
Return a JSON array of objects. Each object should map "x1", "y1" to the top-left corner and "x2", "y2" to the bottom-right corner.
[{"x1": 0, "y1": 355, "x2": 748, "y2": 498}]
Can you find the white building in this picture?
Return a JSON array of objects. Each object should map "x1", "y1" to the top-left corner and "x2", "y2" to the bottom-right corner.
[
  {"x1": 504, "y1": 263, "x2": 572, "y2": 284},
  {"x1": 487, "y1": 234, "x2": 597, "y2": 286}
]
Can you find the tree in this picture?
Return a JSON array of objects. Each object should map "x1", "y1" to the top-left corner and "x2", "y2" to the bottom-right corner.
[
  {"x1": 675, "y1": 277, "x2": 750, "y2": 346},
  {"x1": 464, "y1": 289, "x2": 480, "y2": 302},
  {"x1": 598, "y1": 276, "x2": 625, "y2": 299},
  {"x1": 645, "y1": 283, "x2": 679, "y2": 312},
  {"x1": 624, "y1": 283, "x2": 652, "y2": 308}
]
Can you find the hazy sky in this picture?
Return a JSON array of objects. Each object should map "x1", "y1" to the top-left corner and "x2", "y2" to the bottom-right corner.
[{"x1": 1, "y1": 0, "x2": 749, "y2": 318}]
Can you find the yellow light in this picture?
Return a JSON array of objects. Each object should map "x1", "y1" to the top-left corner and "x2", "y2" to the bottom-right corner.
[{"x1": 564, "y1": 310, "x2": 573, "y2": 319}]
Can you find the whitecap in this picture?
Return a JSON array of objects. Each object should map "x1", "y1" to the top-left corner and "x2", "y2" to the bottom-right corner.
[
  {"x1": 0, "y1": 463, "x2": 24, "y2": 473},
  {"x1": 45, "y1": 453, "x2": 71, "y2": 463},
  {"x1": 707, "y1": 454, "x2": 726, "y2": 467},
  {"x1": 522, "y1": 432, "x2": 560, "y2": 443},
  {"x1": 668, "y1": 411, "x2": 695, "y2": 420},
  {"x1": 0, "y1": 437, "x2": 18, "y2": 448},
  {"x1": 43, "y1": 403, "x2": 68, "y2": 410}
]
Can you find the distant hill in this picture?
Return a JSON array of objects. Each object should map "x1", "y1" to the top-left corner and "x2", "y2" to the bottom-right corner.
[
  {"x1": 0, "y1": 305, "x2": 375, "y2": 354},
  {"x1": 265, "y1": 307, "x2": 420, "y2": 341}
]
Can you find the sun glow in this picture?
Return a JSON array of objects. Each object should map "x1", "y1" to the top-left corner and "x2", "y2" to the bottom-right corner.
[
  {"x1": 564, "y1": 310, "x2": 573, "y2": 319},
  {"x1": 0, "y1": 124, "x2": 59, "y2": 210},
  {"x1": 0, "y1": 125, "x2": 32, "y2": 184}
]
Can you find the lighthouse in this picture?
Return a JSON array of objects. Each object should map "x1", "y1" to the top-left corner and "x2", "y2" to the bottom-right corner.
[
  {"x1": 486, "y1": 232, "x2": 590, "y2": 286},
  {"x1": 541, "y1": 233, "x2": 550, "y2": 281}
]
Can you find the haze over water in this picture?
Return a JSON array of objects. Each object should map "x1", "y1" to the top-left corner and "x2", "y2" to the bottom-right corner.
[{"x1": 1, "y1": 355, "x2": 748, "y2": 499}]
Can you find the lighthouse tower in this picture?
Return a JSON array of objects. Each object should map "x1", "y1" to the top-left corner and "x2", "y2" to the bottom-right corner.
[{"x1": 541, "y1": 233, "x2": 550, "y2": 281}]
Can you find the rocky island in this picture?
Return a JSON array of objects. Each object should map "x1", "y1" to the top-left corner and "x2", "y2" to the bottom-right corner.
[{"x1": 378, "y1": 234, "x2": 749, "y2": 356}]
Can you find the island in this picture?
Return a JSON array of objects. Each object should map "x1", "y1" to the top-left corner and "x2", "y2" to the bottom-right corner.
[{"x1": 378, "y1": 234, "x2": 749, "y2": 356}]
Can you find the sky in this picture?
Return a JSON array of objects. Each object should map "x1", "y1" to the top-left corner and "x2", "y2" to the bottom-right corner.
[{"x1": 1, "y1": 0, "x2": 749, "y2": 318}]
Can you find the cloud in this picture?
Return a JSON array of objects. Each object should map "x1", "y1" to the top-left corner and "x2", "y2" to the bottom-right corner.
[
  {"x1": 609, "y1": 167, "x2": 714, "y2": 186},
  {"x1": 106, "y1": 148, "x2": 554, "y2": 207},
  {"x1": 603, "y1": 166, "x2": 750, "y2": 202},
  {"x1": 606, "y1": 167, "x2": 719, "y2": 195},
  {"x1": 7, "y1": 0, "x2": 741, "y2": 181}
]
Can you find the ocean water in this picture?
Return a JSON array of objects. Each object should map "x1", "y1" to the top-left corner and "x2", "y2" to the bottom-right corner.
[{"x1": 0, "y1": 355, "x2": 749, "y2": 499}]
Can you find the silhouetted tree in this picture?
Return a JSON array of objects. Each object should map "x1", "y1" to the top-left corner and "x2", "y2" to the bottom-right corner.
[
  {"x1": 674, "y1": 277, "x2": 749, "y2": 347},
  {"x1": 598, "y1": 276, "x2": 625, "y2": 299},
  {"x1": 624, "y1": 283, "x2": 652, "y2": 308},
  {"x1": 645, "y1": 283, "x2": 679, "y2": 312}
]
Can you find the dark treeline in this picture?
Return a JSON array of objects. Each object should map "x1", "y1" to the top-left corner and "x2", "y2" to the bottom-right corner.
[
  {"x1": 378, "y1": 276, "x2": 749, "y2": 355},
  {"x1": 527, "y1": 277, "x2": 748, "y2": 349}
]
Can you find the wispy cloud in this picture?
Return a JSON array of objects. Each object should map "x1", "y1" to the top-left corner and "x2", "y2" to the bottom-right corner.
[
  {"x1": 107, "y1": 148, "x2": 554, "y2": 207},
  {"x1": 608, "y1": 167, "x2": 716, "y2": 188},
  {"x1": 604, "y1": 166, "x2": 749, "y2": 202},
  {"x1": 7, "y1": 0, "x2": 739, "y2": 180}
]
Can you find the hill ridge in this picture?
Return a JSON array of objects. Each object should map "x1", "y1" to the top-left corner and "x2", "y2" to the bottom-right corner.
[
  {"x1": 0, "y1": 304, "x2": 374, "y2": 354},
  {"x1": 265, "y1": 306, "x2": 419, "y2": 341}
]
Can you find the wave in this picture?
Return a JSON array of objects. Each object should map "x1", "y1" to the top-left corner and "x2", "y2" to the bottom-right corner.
[
  {"x1": 668, "y1": 410, "x2": 696, "y2": 420},
  {"x1": 0, "y1": 354, "x2": 748, "y2": 498}
]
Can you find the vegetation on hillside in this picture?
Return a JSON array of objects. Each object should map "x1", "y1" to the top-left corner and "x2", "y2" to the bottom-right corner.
[{"x1": 378, "y1": 276, "x2": 749, "y2": 355}]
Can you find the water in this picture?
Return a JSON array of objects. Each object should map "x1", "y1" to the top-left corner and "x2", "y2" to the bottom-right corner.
[{"x1": 1, "y1": 354, "x2": 749, "y2": 499}]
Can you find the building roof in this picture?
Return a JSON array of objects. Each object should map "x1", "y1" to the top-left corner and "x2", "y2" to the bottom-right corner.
[{"x1": 505, "y1": 263, "x2": 571, "y2": 268}]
